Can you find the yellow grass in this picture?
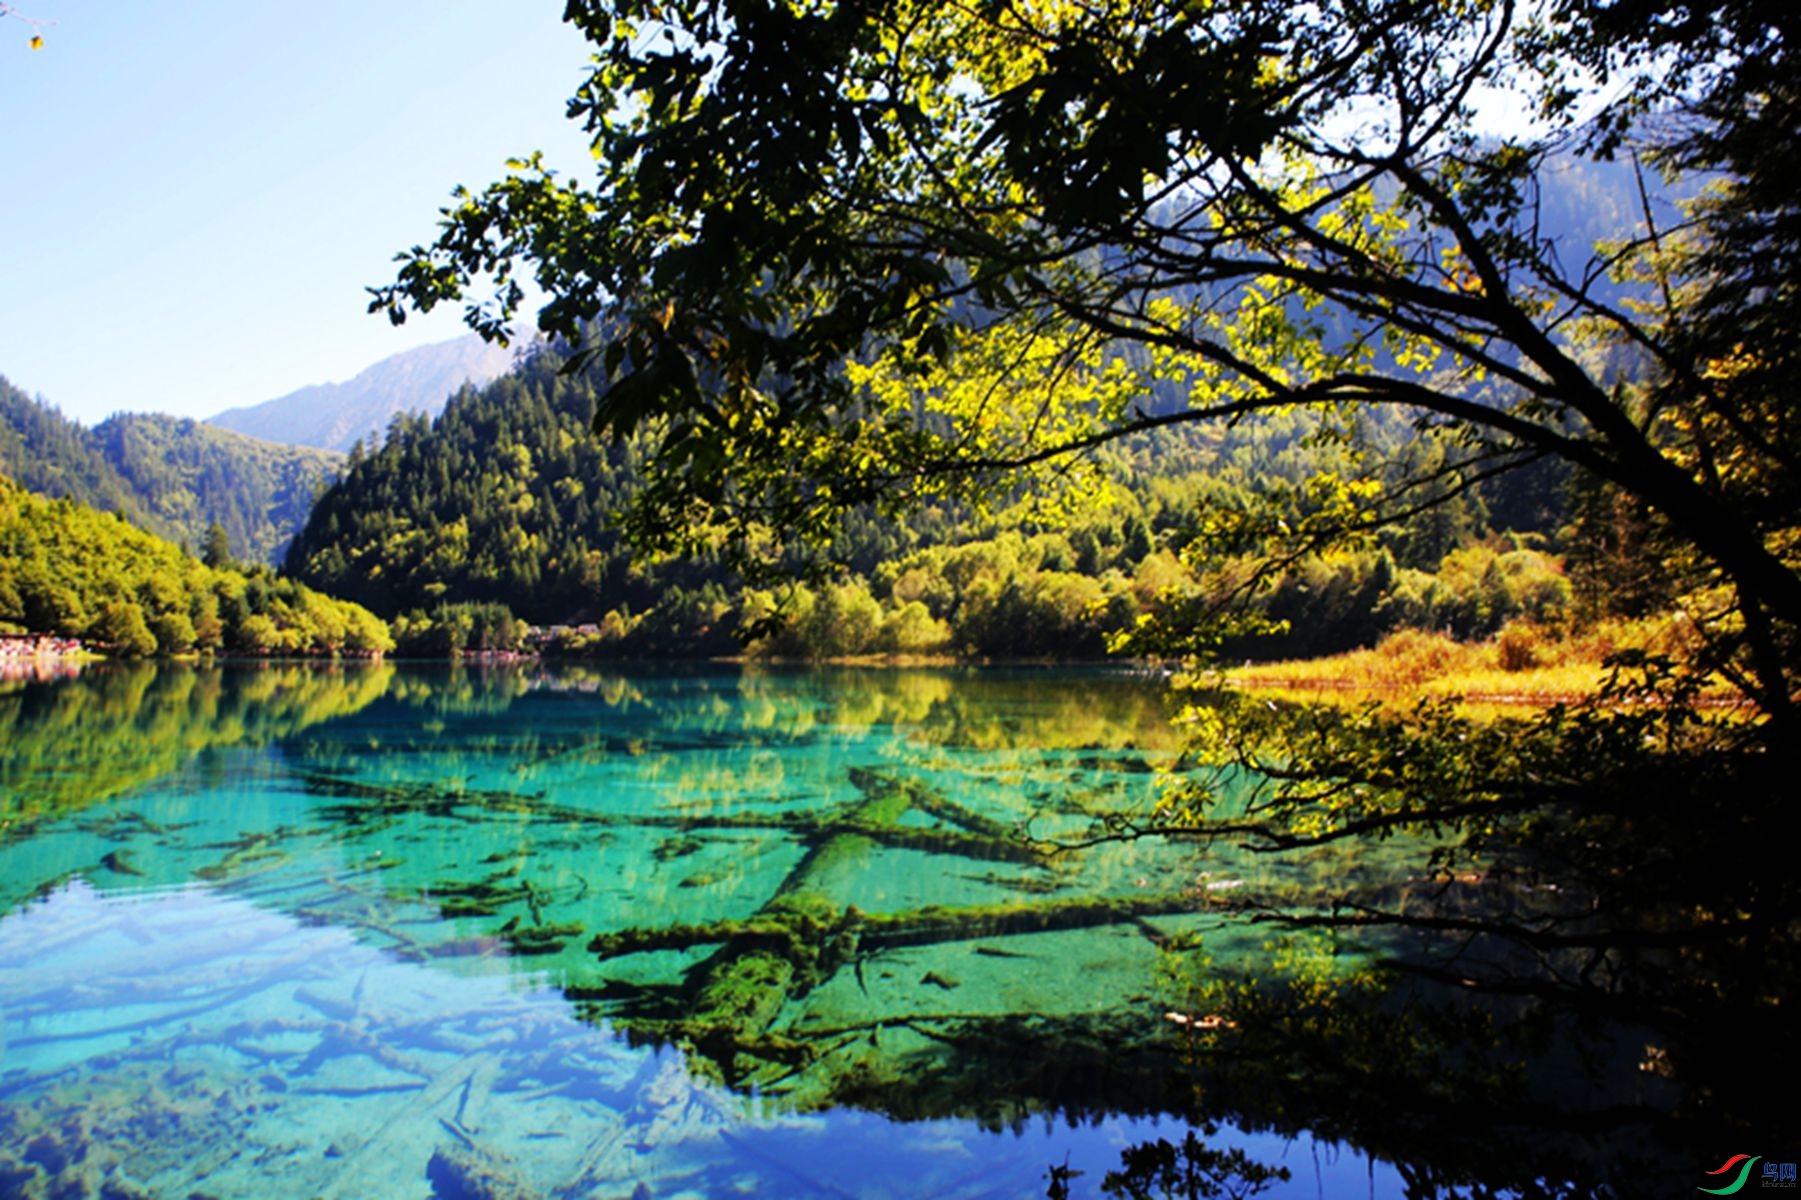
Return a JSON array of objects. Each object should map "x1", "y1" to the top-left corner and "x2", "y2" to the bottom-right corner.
[{"x1": 1225, "y1": 618, "x2": 1733, "y2": 711}]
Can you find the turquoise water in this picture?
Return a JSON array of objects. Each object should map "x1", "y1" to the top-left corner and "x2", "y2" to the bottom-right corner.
[{"x1": 0, "y1": 662, "x2": 1399, "y2": 1197}]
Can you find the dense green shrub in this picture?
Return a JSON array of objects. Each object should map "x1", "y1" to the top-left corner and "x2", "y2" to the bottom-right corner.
[{"x1": 0, "y1": 475, "x2": 390, "y2": 657}]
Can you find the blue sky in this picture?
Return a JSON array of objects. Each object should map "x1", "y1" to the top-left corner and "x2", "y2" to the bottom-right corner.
[{"x1": 1, "y1": 1, "x2": 596, "y2": 424}]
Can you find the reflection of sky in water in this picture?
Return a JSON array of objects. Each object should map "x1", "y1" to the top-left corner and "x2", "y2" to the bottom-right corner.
[
  {"x1": 0, "y1": 665, "x2": 1415, "y2": 1196},
  {"x1": 0, "y1": 883, "x2": 1396, "y2": 1198}
]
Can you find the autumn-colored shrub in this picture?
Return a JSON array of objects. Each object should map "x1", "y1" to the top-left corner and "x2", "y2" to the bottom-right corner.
[{"x1": 1496, "y1": 621, "x2": 1545, "y2": 672}]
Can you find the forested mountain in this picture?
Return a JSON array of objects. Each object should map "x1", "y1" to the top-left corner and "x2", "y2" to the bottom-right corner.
[
  {"x1": 90, "y1": 414, "x2": 340, "y2": 565},
  {"x1": 288, "y1": 343, "x2": 1587, "y2": 659},
  {"x1": 0, "y1": 378, "x2": 149, "y2": 523},
  {"x1": 284, "y1": 347, "x2": 710, "y2": 628},
  {"x1": 0, "y1": 377, "x2": 341, "y2": 564},
  {"x1": 283, "y1": 156, "x2": 1654, "y2": 658},
  {"x1": 0, "y1": 473, "x2": 390, "y2": 656},
  {"x1": 208, "y1": 334, "x2": 516, "y2": 452}
]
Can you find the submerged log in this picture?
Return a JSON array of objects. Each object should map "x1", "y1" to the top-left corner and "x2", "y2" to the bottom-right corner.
[
  {"x1": 598, "y1": 766, "x2": 931, "y2": 1079},
  {"x1": 846, "y1": 767, "x2": 1020, "y2": 842},
  {"x1": 318, "y1": 1054, "x2": 504, "y2": 1200},
  {"x1": 581, "y1": 764, "x2": 1196, "y2": 1086},
  {"x1": 426, "y1": 1142, "x2": 540, "y2": 1200},
  {"x1": 855, "y1": 893, "x2": 1198, "y2": 951}
]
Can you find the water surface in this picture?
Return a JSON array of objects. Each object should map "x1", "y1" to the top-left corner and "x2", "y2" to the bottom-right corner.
[{"x1": 2, "y1": 662, "x2": 1398, "y2": 1198}]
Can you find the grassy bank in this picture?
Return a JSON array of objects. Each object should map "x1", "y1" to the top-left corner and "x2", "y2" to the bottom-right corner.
[{"x1": 1224, "y1": 618, "x2": 1732, "y2": 709}]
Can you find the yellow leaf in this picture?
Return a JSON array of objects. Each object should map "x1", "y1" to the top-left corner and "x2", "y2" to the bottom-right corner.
[{"x1": 29, "y1": 34, "x2": 45, "y2": 49}]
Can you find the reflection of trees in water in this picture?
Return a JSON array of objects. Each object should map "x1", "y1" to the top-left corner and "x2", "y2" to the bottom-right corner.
[
  {"x1": 352, "y1": 662, "x2": 1180, "y2": 747},
  {"x1": 6, "y1": 663, "x2": 1773, "y2": 1196},
  {"x1": 0, "y1": 661, "x2": 393, "y2": 836},
  {"x1": 1112, "y1": 682, "x2": 1801, "y2": 1197},
  {"x1": 267, "y1": 676, "x2": 1696, "y2": 1196},
  {"x1": 287, "y1": 665, "x2": 1183, "y2": 837},
  {"x1": 266, "y1": 669, "x2": 1215, "y2": 1140},
  {"x1": 1145, "y1": 947, "x2": 1663, "y2": 1197},
  {"x1": 1089, "y1": 1131, "x2": 1291, "y2": 1200},
  {"x1": 277, "y1": 668, "x2": 1743, "y2": 1195}
]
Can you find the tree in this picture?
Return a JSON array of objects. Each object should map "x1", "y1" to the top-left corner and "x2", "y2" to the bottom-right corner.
[
  {"x1": 376, "y1": 0, "x2": 1798, "y2": 1148},
  {"x1": 375, "y1": 0, "x2": 1798, "y2": 721},
  {"x1": 200, "y1": 521, "x2": 233, "y2": 570},
  {"x1": 91, "y1": 598, "x2": 157, "y2": 658}
]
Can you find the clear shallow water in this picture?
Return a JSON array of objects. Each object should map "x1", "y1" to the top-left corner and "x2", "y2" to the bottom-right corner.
[{"x1": 0, "y1": 662, "x2": 1396, "y2": 1198}]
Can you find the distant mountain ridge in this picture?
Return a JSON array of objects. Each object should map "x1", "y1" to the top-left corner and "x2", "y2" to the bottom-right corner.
[
  {"x1": 208, "y1": 335, "x2": 517, "y2": 452},
  {"x1": 0, "y1": 376, "x2": 341, "y2": 565}
]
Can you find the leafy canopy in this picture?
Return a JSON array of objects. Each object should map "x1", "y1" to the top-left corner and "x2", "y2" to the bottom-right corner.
[
  {"x1": 365, "y1": 1, "x2": 1801, "y2": 1157},
  {"x1": 375, "y1": 0, "x2": 1797, "y2": 714}
]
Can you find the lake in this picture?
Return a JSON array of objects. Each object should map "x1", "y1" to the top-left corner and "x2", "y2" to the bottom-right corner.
[{"x1": 0, "y1": 663, "x2": 1696, "y2": 1197}]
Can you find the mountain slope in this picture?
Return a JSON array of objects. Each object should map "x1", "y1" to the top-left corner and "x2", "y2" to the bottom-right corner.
[
  {"x1": 0, "y1": 376, "x2": 342, "y2": 564},
  {"x1": 0, "y1": 378, "x2": 148, "y2": 522},
  {"x1": 208, "y1": 335, "x2": 516, "y2": 452},
  {"x1": 91, "y1": 413, "x2": 342, "y2": 564},
  {"x1": 283, "y1": 347, "x2": 667, "y2": 623},
  {"x1": 0, "y1": 471, "x2": 390, "y2": 656}
]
